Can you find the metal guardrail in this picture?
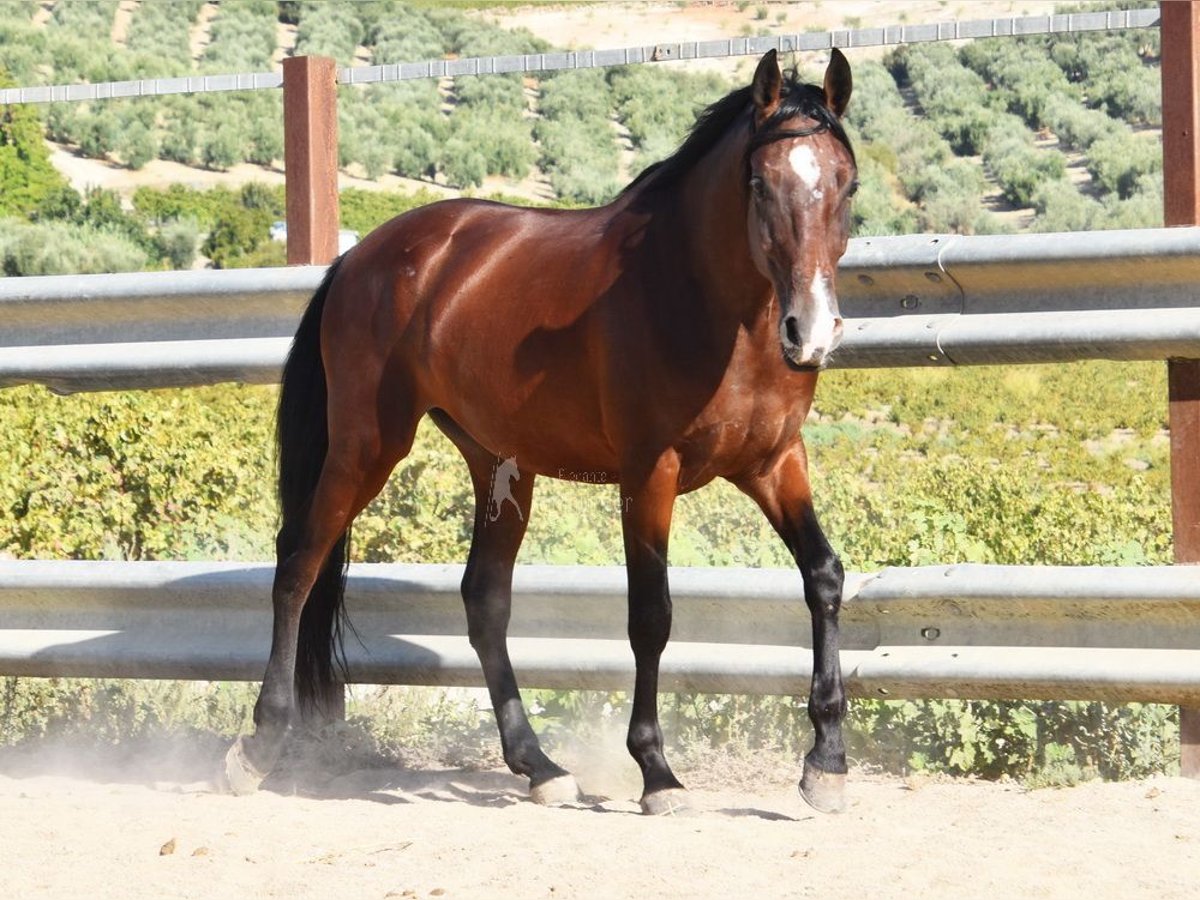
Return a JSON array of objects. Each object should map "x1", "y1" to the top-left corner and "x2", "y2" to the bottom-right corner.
[
  {"x1": 2, "y1": 560, "x2": 1197, "y2": 704},
  {"x1": 2, "y1": 228, "x2": 1199, "y2": 392},
  {"x1": 0, "y1": 7, "x2": 1159, "y2": 106},
  {"x1": 840, "y1": 228, "x2": 1200, "y2": 367}
]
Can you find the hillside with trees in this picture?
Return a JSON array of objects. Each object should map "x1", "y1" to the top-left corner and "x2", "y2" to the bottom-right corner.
[{"x1": 0, "y1": 0, "x2": 1166, "y2": 278}]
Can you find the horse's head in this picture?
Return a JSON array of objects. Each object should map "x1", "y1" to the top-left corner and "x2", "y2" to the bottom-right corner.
[{"x1": 745, "y1": 49, "x2": 856, "y2": 371}]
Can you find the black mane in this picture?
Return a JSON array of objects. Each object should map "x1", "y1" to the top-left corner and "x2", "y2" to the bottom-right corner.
[{"x1": 622, "y1": 70, "x2": 854, "y2": 196}]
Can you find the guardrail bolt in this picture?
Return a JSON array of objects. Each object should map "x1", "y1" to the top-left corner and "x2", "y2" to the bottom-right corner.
[
  {"x1": 920, "y1": 626, "x2": 941, "y2": 641},
  {"x1": 900, "y1": 294, "x2": 920, "y2": 309}
]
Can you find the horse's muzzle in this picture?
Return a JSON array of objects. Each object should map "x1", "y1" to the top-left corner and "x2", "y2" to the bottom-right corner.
[{"x1": 780, "y1": 316, "x2": 843, "y2": 370}]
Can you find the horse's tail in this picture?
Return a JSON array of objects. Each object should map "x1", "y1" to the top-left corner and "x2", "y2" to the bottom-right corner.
[{"x1": 276, "y1": 256, "x2": 351, "y2": 713}]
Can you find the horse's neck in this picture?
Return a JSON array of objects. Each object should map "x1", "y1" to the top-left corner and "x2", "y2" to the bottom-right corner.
[{"x1": 673, "y1": 126, "x2": 770, "y2": 315}]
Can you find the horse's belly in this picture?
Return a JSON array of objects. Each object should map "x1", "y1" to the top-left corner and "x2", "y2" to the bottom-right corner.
[{"x1": 438, "y1": 393, "x2": 620, "y2": 483}]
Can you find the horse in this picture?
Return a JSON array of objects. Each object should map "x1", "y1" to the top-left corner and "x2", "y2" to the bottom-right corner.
[
  {"x1": 488, "y1": 456, "x2": 524, "y2": 523},
  {"x1": 223, "y1": 48, "x2": 858, "y2": 815}
]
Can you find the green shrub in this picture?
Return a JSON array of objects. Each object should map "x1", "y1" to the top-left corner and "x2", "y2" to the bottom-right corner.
[
  {"x1": 200, "y1": 121, "x2": 246, "y2": 172},
  {"x1": 439, "y1": 139, "x2": 487, "y2": 189},
  {"x1": 848, "y1": 699, "x2": 1178, "y2": 780},
  {"x1": 536, "y1": 69, "x2": 621, "y2": 204},
  {"x1": 370, "y1": 10, "x2": 446, "y2": 63},
  {"x1": 982, "y1": 119, "x2": 1067, "y2": 208},
  {"x1": 160, "y1": 115, "x2": 200, "y2": 166},
  {"x1": 1, "y1": 677, "x2": 257, "y2": 745},
  {"x1": 0, "y1": 218, "x2": 147, "y2": 275},
  {"x1": 114, "y1": 120, "x2": 158, "y2": 170},
  {"x1": 159, "y1": 218, "x2": 201, "y2": 270},
  {"x1": 1087, "y1": 131, "x2": 1162, "y2": 198},
  {"x1": 201, "y1": 201, "x2": 275, "y2": 268},
  {"x1": 905, "y1": 159, "x2": 991, "y2": 233},
  {"x1": 449, "y1": 106, "x2": 536, "y2": 180},
  {"x1": 1042, "y1": 93, "x2": 1113, "y2": 151},
  {"x1": 960, "y1": 38, "x2": 1080, "y2": 130},
  {"x1": 47, "y1": 0, "x2": 119, "y2": 39},
  {"x1": 246, "y1": 116, "x2": 283, "y2": 168},
  {"x1": 0, "y1": 69, "x2": 70, "y2": 218},
  {"x1": 850, "y1": 155, "x2": 917, "y2": 236},
  {"x1": 126, "y1": 0, "x2": 204, "y2": 62},
  {"x1": 1031, "y1": 179, "x2": 1101, "y2": 233},
  {"x1": 0, "y1": 385, "x2": 275, "y2": 560},
  {"x1": 294, "y1": 0, "x2": 365, "y2": 65},
  {"x1": 74, "y1": 109, "x2": 120, "y2": 160},
  {"x1": 202, "y1": 0, "x2": 277, "y2": 72},
  {"x1": 340, "y1": 81, "x2": 444, "y2": 182},
  {"x1": 609, "y1": 65, "x2": 727, "y2": 170},
  {"x1": 340, "y1": 187, "x2": 444, "y2": 235},
  {"x1": 535, "y1": 115, "x2": 621, "y2": 205}
]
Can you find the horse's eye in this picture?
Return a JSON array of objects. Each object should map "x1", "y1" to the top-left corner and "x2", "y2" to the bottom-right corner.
[
  {"x1": 847, "y1": 180, "x2": 860, "y2": 198},
  {"x1": 749, "y1": 176, "x2": 767, "y2": 201}
]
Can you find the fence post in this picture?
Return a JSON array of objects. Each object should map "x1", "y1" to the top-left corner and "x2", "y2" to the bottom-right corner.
[
  {"x1": 282, "y1": 55, "x2": 339, "y2": 266},
  {"x1": 1160, "y1": 0, "x2": 1200, "y2": 778}
]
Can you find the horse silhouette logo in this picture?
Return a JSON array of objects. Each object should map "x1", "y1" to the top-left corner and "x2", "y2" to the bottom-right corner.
[{"x1": 488, "y1": 455, "x2": 524, "y2": 523}]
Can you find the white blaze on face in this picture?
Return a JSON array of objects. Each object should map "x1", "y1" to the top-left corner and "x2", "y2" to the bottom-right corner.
[
  {"x1": 797, "y1": 273, "x2": 840, "y2": 360},
  {"x1": 788, "y1": 145, "x2": 822, "y2": 191}
]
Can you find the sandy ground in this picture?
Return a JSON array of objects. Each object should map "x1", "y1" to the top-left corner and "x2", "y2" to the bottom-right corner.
[{"x1": 1, "y1": 739, "x2": 1197, "y2": 900}]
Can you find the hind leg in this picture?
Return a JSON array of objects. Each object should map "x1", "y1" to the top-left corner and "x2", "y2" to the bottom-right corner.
[
  {"x1": 432, "y1": 412, "x2": 580, "y2": 805},
  {"x1": 227, "y1": 406, "x2": 421, "y2": 793}
]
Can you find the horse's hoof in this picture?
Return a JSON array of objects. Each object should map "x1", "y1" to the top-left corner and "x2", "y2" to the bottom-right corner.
[
  {"x1": 529, "y1": 773, "x2": 582, "y2": 806},
  {"x1": 640, "y1": 788, "x2": 692, "y2": 817},
  {"x1": 221, "y1": 737, "x2": 267, "y2": 796},
  {"x1": 799, "y1": 762, "x2": 846, "y2": 814}
]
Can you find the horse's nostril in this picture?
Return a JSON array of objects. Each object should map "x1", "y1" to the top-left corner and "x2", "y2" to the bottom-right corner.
[{"x1": 784, "y1": 315, "x2": 800, "y2": 347}]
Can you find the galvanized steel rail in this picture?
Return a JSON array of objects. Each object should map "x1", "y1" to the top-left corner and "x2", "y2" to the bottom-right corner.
[
  {"x1": 2, "y1": 227, "x2": 1199, "y2": 392},
  {"x1": 2, "y1": 560, "x2": 1198, "y2": 704},
  {"x1": 0, "y1": 8, "x2": 1159, "y2": 106}
]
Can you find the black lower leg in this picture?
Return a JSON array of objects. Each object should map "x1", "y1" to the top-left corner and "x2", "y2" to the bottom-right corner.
[
  {"x1": 799, "y1": 524, "x2": 847, "y2": 776},
  {"x1": 240, "y1": 555, "x2": 311, "y2": 774},
  {"x1": 464, "y1": 559, "x2": 568, "y2": 788},
  {"x1": 484, "y1": 664, "x2": 569, "y2": 786},
  {"x1": 626, "y1": 553, "x2": 684, "y2": 797},
  {"x1": 627, "y1": 662, "x2": 684, "y2": 795}
]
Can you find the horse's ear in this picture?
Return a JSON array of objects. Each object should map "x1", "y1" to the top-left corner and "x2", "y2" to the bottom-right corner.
[
  {"x1": 824, "y1": 48, "x2": 852, "y2": 118},
  {"x1": 752, "y1": 50, "x2": 782, "y2": 121}
]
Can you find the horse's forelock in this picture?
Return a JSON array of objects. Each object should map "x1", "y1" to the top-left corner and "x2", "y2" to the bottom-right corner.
[
  {"x1": 753, "y1": 79, "x2": 856, "y2": 165},
  {"x1": 622, "y1": 71, "x2": 853, "y2": 198}
]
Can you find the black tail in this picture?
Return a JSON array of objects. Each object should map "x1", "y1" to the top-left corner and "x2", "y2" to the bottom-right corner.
[{"x1": 276, "y1": 256, "x2": 350, "y2": 713}]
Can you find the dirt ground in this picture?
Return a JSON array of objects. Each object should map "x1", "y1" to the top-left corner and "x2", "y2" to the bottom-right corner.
[{"x1": 2, "y1": 738, "x2": 1197, "y2": 900}]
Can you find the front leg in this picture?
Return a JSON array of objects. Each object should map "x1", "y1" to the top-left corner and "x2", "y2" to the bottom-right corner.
[
  {"x1": 621, "y1": 451, "x2": 688, "y2": 815},
  {"x1": 733, "y1": 439, "x2": 848, "y2": 813}
]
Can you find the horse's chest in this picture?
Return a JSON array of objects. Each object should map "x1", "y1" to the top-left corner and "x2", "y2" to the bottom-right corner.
[{"x1": 676, "y1": 401, "x2": 805, "y2": 489}]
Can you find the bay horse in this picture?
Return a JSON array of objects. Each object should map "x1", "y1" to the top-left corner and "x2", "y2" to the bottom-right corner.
[{"x1": 225, "y1": 49, "x2": 858, "y2": 815}]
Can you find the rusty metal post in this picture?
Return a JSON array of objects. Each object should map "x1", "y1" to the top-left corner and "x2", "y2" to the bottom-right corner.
[
  {"x1": 1160, "y1": 0, "x2": 1200, "y2": 778},
  {"x1": 282, "y1": 55, "x2": 339, "y2": 266}
]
